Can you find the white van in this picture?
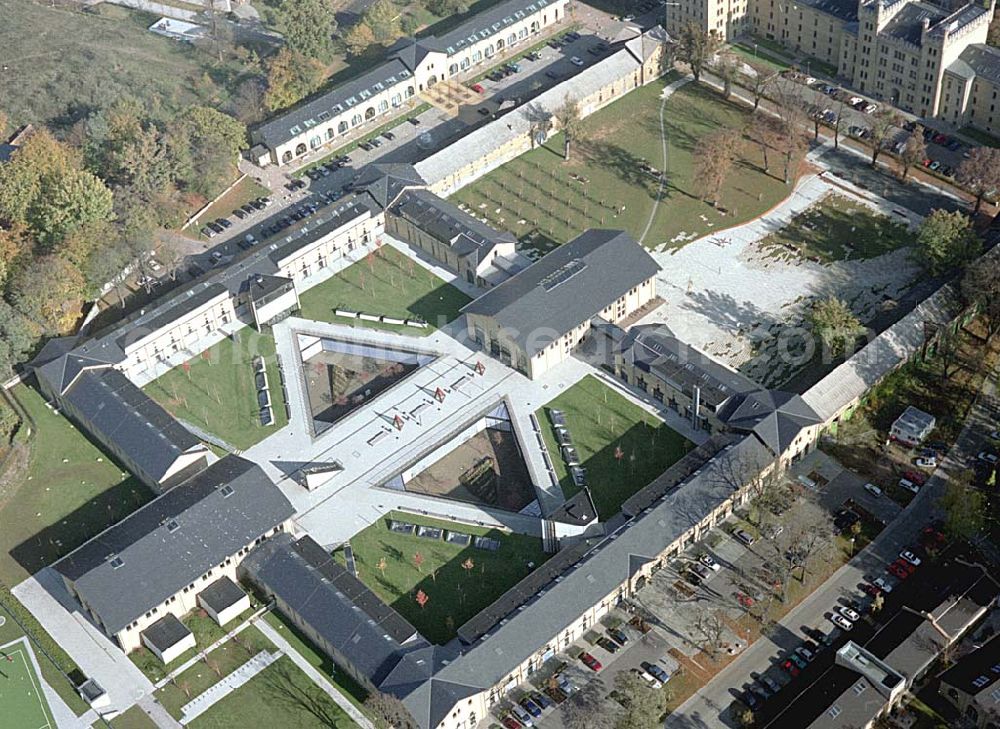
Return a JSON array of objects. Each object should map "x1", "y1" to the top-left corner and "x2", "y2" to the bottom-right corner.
[
  {"x1": 898, "y1": 478, "x2": 919, "y2": 494},
  {"x1": 863, "y1": 482, "x2": 882, "y2": 497}
]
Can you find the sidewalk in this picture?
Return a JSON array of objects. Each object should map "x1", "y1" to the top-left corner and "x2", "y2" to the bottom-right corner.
[{"x1": 255, "y1": 618, "x2": 375, "y2": 729}]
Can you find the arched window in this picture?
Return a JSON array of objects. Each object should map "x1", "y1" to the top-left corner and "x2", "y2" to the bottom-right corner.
[
  {"x1": 507, "y1": 33, "x2": 516, "y2": 45},
  {"x1": 325, "y1": 128, "x2": 335, "y2": 140},
  {"x1": 338, "y1": 120, "x2": 348, "y2": 133},
  {"x1": 378, "y1": 100, "x2": 389, "y2": 112},
  {"x1": 427, "y1": 75, "x2": 438, "y2": 87},
  {"x1": 460, "y1": 58, "x2": 470, "y2": 70},
  {"x1": 519, "y1": 28, "x2": 528, "y2": 39},
  {"x1": 485, "y1": 44, "x2": 494, "y2": 57},
  {"x1": 391, "y1": 93, "x2": 402, "y2": 107},
  {"x1": 365, "y1": 107, "x2": 376, "y2": 120},
  {"x1": 294, "y1": 143, "x2": 307, "y2": 156},
  {"x1": 449, "y1": 63, "x2": 458, "y2": 75},
  {"x1": 530, "y1": 20, "x2": 539, "y2": 32},
  {"x1": 351, "y1": 113, "x2": 362, "y2": 127},
  {"x1": 406, "y1": 86, "x2": 415, "y2": 97},
  {"x1": 497, "y1": 38, "x2": 505, "y2": 50},
  {"x1": 309, "y1": 135, "x2": 321, "y2": 149},
  {"x1": 473, "y1": 50, "x2": 482, "y2": 62},
  {"x1": 282, "y1": 150, "x2": 293, "y2": 164}
]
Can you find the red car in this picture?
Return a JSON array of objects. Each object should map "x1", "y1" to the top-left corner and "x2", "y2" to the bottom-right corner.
[
  {"x1": 501, "y1": 716, "x2": 522, "y2": 729},
  {"x1": 894, "y1": 558, "x2": 917, "y2": 575},
  {"x1": 580, "y1": 651, "x2": 602, "y2": 671},
  {"x1": 782, "y1": 659, "x2": 800, "y2": 677},
  {"x1": 901, "y1": 470, "x2": 927, "y2": 486},
  {"x1": 888, "y1": 562, "x2": 910, "y2": 580},
  {"x1": 860, "y1": 582, "x2": 883, "y2": 598},
  {"x1": 471, "y1": 83, "x2": 485, "y2": 94}
]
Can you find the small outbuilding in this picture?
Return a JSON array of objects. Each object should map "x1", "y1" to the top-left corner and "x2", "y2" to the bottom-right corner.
[
  {"x1": 197, "y1": 576, "x2": 251, "y2": 627},
  {"x1": 141, "y1": 614, "x2": 196, "y2": 664},
  {"x1": 890, "y1": 406, "x2": 936, "y2": 446}
]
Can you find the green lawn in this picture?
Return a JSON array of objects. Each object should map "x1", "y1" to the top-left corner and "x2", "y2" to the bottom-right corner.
[
  {"x1": 156, "y1": 625, "x2": 275, "y2": 719},
  {"x1": 130, "y1": 608, "x2": 255, "y2": 683},
  {"x1": 344, "y1": 511, "x2": 550, "y2": 645},
  {"x1": 143, "y1": 327, "x2": 287, "y2": 451},
  {"x1": 758, "y1": 193, "x2": 910, "y2": 262},
  {"x1": 297, "y1": 246, "x2": 471, "y2": 334},
  {"x1": 0, "y1": 385, "x2": 151, "y2": 588},
  {"x1": 0, "y1": 596, "x2": 90, "y2": 716},
  {"x1": 451, "y1": 75, "x2": 796, "y2": 252},
  {"x1": 261, "y1": 612, "x2": 370, "y2": 714},
  {"x1": 536, "y1": 376, "x2": 693, "y2": 519},
  {"x1": 959, "y1": 126, "x2": 1000, "y2": 148},
  {"x1": 189, "y1": 656, "x2": 355, "y2": 729},
  {"x1": 0, "y1": 640, "x2": 55, "y2": 729},
  {"x1": 111, "y1": 705, "x2": 160, "y2": 729},
  {"x1": 730, "y1": 43, "x2": 790, "y2": 72},
  {"x1": 0, "y1": 2, "x2": 264, "y2": 129}
]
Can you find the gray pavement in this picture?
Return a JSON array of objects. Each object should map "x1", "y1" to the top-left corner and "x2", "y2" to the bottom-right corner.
[{"x1": 665, "y1": 367, "x2": 1000, "y2": 728}]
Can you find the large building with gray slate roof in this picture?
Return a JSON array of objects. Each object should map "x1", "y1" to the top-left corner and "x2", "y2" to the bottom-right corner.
[
  {"x1": 462, "y1": 229, "x2": 660, "y2": 378},
  {"x1": 54, "y1": 455, "x2": 294, "y2": 653},
  {"x1": 250, "y1": 0, "x2": 568, "y2": 166}
]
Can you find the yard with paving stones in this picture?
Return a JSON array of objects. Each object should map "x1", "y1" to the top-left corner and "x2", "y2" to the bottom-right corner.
[
  {"x1": 296, "y1": 246, "x2": 471, "y2": 333},
  {"x1": 143, "y1": 327, "x2": 288, "y2": 451},
  {"x1": 339, "y1": 511, "x2": 550, "y2": 644},
  {"x1": 536, "y1": 375, "x2": 692, "y2": 520},
  {"x1": 451, "y1": 76, "x2": 796, "y2": 252}
]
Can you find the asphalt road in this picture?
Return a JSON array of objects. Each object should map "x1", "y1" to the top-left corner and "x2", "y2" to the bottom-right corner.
[{"x1": 665, "y1": 370, "x2": 999, "y2": 729}]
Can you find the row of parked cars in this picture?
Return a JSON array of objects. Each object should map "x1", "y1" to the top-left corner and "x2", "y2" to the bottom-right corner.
[
  {"x1": 200, "y1": 196, "x2": 273, "y2": 239},
  {"x1": 304, "y1": 154, "x2": 351, "y2": 180}
]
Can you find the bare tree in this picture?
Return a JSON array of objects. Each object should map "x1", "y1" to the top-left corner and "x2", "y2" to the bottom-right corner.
[
  {"x1": 961, "y1": 259, "x2": 1000, "y2": 341},
  {"x1": 956, "y1": 147, "x2": 1000, "y2": 215},
  {"x1": 714, "y1": 52, "x2": 740, "y2": 99},
  {"x1": 364, "y1": 689, "x2": 419, "y2": 729},
  {"x1": 832, "y1": 100, "x2": 846, "y2": 150},
  {"x1": 691, "y1": 610, "x2": 727, "y2": 659},
  {"x1": 676, "y1": 22, "x2": 719, "y2": 83},
  {"x1": 899, "y1": 125, "x2": 928, "y2": 181},
  {"x1": 771, "y1": 85, "x2": 808, "y2": 183},
  {"x1": 868, "y1": 108, "x2": 902, "y2": 167},
  {"x1": 744, "y1": 60, "x2": 777, "y2": 111},
  {"x1": 693, "y1": 129, "x2": 742, "y2": 206}
]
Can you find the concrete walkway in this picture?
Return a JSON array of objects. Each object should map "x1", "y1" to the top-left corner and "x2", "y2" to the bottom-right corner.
[
  {"x1": 155, "y1": 614, "x2": 262, "y2": 689},
  {"x1": 255, "y1": 619, "x2": 375, "y2": 729},
  {"x1": 179, "y1": 651, "x2": 280, "y2": 725},
  {"x1": 12, "y1": 568, "x2": 154, "y2": 716},
  {"x1": 137, "y1": 694, "x2": 183, "y2": 729}
]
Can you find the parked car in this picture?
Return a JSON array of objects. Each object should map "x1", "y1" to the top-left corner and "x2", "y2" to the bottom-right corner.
[
  {"x1": 597, "y1": 637, "x2": 620, "y2": 654},
  {"x1": 633, "y1": 668, "x2": 662, "y2": 689},
  {"x1": 863, "y1": 482, "x2": 882, "y2": 497},
  {"x1": 733, "y1": 528, "x2": 756, "y2": 546},
  {"x1": 830, "y1": 614, "x2": 853, "y2": 631},
  {"x1": 201, "y1": 226, "x2": 218, "y2": 238},
  {"x1": 899, "y1": 478, "x2": 919, "y2": 494},
  {"x1": 381, "y1": 130, "x2": 395, "y2": 141},
  {"x1": 977, "y1": 451, "x2": 999, "y2": 464},
  {"x1": 643, "y1": 661, "x2": 670, "y2": 684},
  {"x1": 871, "y1": 576, "x2": 894, "y2": 593},
  {"x1": 888, "y1": 561, "x2": 911, "y2": 580},
  {"x1": 510, "y1": 704, "x2": 534, "y2": 727},
  {"x1": 915, "y1": 456, "x2": 937, "y2": 468},
  {"x1": 795, "y1": 645, "x2": 816, "y2": 663},
  {"x1": 215, "y1": 217, "x2": 232, "y2": 229},
  {"x1": 501, "y1": 715, "x2": 522, "y2": 729},
  {"x1": 579, "y1": 652, "x2": 602, "y2": 671},
  {"x1": 900, "y1": 549, "x2": 921, "y2": 566},
  {"x1": 902, "y1": 470, "x2": 927, "y2": 486},
  {"x1": 699, "y1": 554, "x2": 721, "y2": 571},
  {"x1": 556, "y1": 674, "x2": 576, "y2": 695},
  {"x1": 691, "y1": 564, "x2": 711, "y2": 580},
  {"x1": 838, "y1": 606, "x2": 862, "y2": 623},
  {"x1": 471, "y1": 83, "x2": 485, "y2": 93},
  {"x1": 742, "y1": 689, "x2": 760, "y2": 710},
  {"x1": 232, "y1": 208, "x2": 248, "y2": 220},
  {"x1": 781, "y1": 659, "x2": 800, "y2": 677},
  {"x1": 570, "y1": 56, "x2": 585, "y2": 67},
  {"x1": 607, "y1": 627, "x2": 629, "y2": 646},
  {"x1": 519, "y1": 697, "x2": 542, "y2": 718}
]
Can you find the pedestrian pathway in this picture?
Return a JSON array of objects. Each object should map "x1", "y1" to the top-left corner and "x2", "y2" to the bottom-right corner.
[
  {"x1": 255, "y1": 619, "x2": 375, "y2": 729},
  {"x1": 138, "y1": 694, "x2": 183, "y2": 729},
  {"x1": 178, "y1": 651, "x2": 280, "y2": 725}
]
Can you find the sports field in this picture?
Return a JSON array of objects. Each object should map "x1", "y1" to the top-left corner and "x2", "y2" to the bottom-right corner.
[{"x1": 0, "y1": 641, "x2": 56, "y2": 729}]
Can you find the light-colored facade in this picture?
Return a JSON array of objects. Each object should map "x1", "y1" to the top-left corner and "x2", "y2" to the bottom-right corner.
[
  {"x1": 750, "y1": 0, "x2": 851, "y2": 68},
  {"x1": 668, "y1": 0, "x2": 751, "y2": 41},
  {"x1": 254, "y1": 0, "x2": 568, "y2": 166},
  {"x1": 939, "y1": 43, "x2": 1000, "y2": 137},
  {"x1": 61, "y1": 522, "x2": 288, "y2": 653}
]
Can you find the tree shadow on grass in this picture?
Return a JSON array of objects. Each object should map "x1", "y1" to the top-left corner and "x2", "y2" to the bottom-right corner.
[{"x1": 259, "y1": 658, "x2": 346, "y2": 728}]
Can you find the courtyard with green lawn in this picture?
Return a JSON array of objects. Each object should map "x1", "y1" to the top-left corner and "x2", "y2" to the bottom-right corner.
[
  {"x1": 188, "y1": 656, "x2": 355, "y2": 729},
  {"x1": 1, "y1": 385, "x2": 151, "y2": 588},
  {"x1": 758, "y1": 193, "x2": 911, "y2": 262},
  {"x1": 143, "y1": 327, "x2": 287, "y2": 451},
  {"x1": 0, "y1": 640, "x2": 55, "y2": 729},
  {"x1": 155, "y1": 625, "x2": 276, "y2": 720},
  {"x1": 342, "y1": 512, "x2": 550, "y2": 645},
  {"x1": 537, "y1": 376, "x2": 693, "y2": 519},
  {"x1": 297, "y1": 246, "x2": 471, "y2": 334},
  {"x1": 451, "y1": 77, "x2": 796, "y2": 252}
]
